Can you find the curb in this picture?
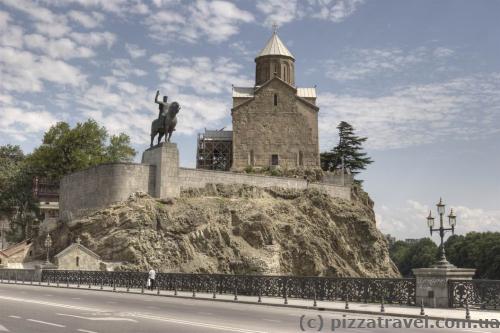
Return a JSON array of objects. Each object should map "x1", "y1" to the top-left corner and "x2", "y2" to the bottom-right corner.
[{"x1": 0, "y1": 281, "x2": 491, "y2": 324}]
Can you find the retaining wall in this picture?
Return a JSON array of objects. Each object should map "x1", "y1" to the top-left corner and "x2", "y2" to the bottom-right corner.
[{"x1": 60, "y1": 163, "x2": 155, "y2": 220}]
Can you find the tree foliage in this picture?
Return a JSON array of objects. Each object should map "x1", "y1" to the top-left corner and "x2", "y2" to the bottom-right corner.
[
  {"x1": 0, "y1": 119, "x2": 137, "y2": 243},
  {"x1": 320, "y1": 121, "x2": 373, "y2": 175},
  {"x1": 389, "y1": 233, "x2": 500, "y2": 279},
  {"x1": 389, "y1": 238, "x2": 438, "y2": 277},
  {"x1": 445, "y1": 232, "x2": 500, "y2": 279},
  {"x1": 28, "y1": 119, "x2": 137, "y2": 179},
  {"x1": 0, "y1": 145, "x2": 37, "y2": 242}
]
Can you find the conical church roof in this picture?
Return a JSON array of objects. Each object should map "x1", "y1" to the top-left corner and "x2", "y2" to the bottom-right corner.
[{"x1": 256, "y1": 31, "x2": 294, "y2": 60}]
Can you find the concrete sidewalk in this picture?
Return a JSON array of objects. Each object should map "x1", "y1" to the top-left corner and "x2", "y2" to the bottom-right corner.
[{"x1": 2, "y1": 279, "x2": 499, "y2": 323}]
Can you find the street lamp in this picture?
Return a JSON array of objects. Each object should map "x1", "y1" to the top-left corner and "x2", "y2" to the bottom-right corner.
[
  {"x1": 426, "y1": 198, "x2": 456, "y2": 268},
  {"x1": 44, "y1": 233, "x2": 52, "y2": 264}
]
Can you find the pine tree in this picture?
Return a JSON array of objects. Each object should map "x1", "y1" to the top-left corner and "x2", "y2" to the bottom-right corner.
[{"x1": 320, "y1": 121, "x2": 373, "y2": 175}]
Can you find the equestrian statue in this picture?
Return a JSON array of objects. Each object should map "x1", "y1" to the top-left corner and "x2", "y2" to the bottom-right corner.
[{"x1": 150, "y1": 90, "x2": 180, "y2": 147}]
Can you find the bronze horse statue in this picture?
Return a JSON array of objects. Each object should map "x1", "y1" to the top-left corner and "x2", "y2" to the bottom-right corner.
[{"x1": 150, "y1": 100, "x2": 180, "y2": 147}]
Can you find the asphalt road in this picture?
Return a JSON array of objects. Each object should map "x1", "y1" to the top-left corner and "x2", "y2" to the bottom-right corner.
[{"x1": 0, "y1": 284, "x2": 498, "y2": 333}]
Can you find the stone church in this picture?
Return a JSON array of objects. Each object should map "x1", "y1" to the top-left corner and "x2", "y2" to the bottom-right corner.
[{"x1": 197, "y1": 31, "x2": 320, "y2": 171}]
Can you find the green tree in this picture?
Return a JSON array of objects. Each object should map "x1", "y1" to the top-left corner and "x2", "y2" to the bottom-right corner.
[
  {"x1": 0, "y1": 145, "x2": 37, "y2": 242},
  {"x1": 445, "y1": 232, "x2": 500, "y2": 279},
  {"x1": 389, "y1": 238, "x2": 439, "y2": 276},
  {"x1": 320, "y1": 121, "x2": 373, "y2": 175},
  {"x1": 28, "y1": 119, "x2": 137, "y2": 179},
  {"x1": 1, "y1": 119, "x2": 137, "y2": 243}
]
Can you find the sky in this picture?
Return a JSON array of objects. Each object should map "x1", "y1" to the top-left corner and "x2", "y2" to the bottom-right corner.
[{"x1": 1, "y1": 0, "x2": 499, "y2": 241}]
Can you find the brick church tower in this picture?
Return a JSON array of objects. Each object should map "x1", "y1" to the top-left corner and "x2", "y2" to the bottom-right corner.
[{"x1": 231, "y1": 30, "x2": 320, "y2": 170}]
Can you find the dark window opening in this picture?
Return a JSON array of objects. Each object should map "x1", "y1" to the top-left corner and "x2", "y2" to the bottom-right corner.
[
  {"x1": 274, "y1": 94, "x2": 278, "y2": 106},
  {"x1": 271, "y1": 154, "x2": 279, "y2": 166},
  {"x1": 299, "y1": 151, "x2": 304, "y2": 166},
  {"x1": 76, "y1": 256, "x2": 80, "y2": 267}
]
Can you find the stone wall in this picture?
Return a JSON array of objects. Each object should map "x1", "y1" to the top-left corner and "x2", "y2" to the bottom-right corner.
[
  {"x1": 178, "y1": 168, "x2": 351, "y2": 200},
  {"x1": 60, "y1": 163, "x2": 155, "y2": 220},
  {"x1": 59, "y1": 144, "x2": 351, "y2": 220},
  {"x1": 232, "y1": 79, "x2": 319, "y2": 170}
]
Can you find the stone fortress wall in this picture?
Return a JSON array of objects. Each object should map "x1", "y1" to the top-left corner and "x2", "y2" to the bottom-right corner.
[{"x1": 60, "y1": 143, "x2": 351, "y2": 221}]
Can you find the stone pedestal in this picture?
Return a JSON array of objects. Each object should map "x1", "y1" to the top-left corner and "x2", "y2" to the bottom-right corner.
[
  {"x1": 413, "y1": 266, "x2": 475, "y2": 308},
  {"x1": 141, "y1": 142, "x2": 180, "y2": 198}
]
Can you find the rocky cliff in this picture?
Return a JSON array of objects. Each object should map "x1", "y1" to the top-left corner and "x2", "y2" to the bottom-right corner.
[{"x1": 44, "y1": 184, "x2": 399, "y2": 277}]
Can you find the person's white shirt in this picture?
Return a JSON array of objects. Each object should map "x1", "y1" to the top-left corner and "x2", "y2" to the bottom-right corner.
[{"x1": 149, "y1": 269, "x2": 156, "y2": 280}]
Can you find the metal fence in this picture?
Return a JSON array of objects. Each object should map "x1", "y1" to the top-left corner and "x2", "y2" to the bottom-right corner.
[
  {"x1": 0, "y1": 269, "x2": 37, "y2": 283},
  {"x1": 38, "y1": 270, "x2": 417, "y2": 305},
  {"x1": 449, "y1": 279, "x2": 500, "y2": 309}
]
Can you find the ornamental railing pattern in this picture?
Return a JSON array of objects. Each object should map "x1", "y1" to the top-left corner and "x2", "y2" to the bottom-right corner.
[
  {"x1": 38, "y1": 270, "x2": 416, "y2": 305},
  {"x1": 448, "y1": 279, "x2": 500, "y2": 309}
]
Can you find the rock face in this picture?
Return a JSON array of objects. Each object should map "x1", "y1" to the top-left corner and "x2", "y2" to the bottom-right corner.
[{"x1": 45, "y1": 184, "x2": 399, "y2": 277}]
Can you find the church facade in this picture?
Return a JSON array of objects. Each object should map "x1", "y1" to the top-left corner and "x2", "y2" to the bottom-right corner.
[{"x1": 197, "y1": 31, "x2": 320, "y2": 171}]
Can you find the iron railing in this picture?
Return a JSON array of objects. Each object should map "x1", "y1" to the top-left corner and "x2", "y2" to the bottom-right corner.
[
  {"x1": 449, "y1": 279, "x2": 500, "y2": 309},
  {"x1": 0, "y1": 269, "x2": 37, "y2": 283},
  {"x1": 38, "y1": 270, "x2": 416, "y2": 305}
]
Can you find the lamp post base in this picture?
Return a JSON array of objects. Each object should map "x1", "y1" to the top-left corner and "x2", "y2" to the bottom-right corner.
[{"x1": 413, "y1": 267, "x2": 475, "y2": 308}]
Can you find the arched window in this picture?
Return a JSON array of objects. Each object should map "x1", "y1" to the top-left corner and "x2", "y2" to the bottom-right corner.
[
  {"x1": 298, "y1": 151, "x2": 304, "y2": 166},
  {"x1": 274, "y1": 94, "x2": 278, "y2": 106},
  {"x1": 76, "y1": 256, "x2": 80, "y2": 267}
]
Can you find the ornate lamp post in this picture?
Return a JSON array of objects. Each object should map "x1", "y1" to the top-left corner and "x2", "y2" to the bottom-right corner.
[
  {"x1": 44, "y1": 233, "x2": 52, "y2": 264},
  {"x1": 426, "y1": 198, "x2": 457, "y2": 268}
]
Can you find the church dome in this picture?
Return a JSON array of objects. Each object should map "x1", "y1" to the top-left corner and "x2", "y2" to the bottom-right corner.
[
  {"x1": 254, "y1": 30, "x2": 295, "y2": 86},
  {"x1": 255, "y1": 31, "x2": 295, "y2": 60}
]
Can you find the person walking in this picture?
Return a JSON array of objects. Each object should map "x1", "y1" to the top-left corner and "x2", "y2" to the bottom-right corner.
[{"x1": 148, "y1": 268, "x2": 156, "y2": 291}]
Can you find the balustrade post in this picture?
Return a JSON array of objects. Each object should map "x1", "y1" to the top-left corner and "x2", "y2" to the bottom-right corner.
[
  {"x1": 212, "y1": 282, "x2": 217, "y2": 299},
  {"x1": 14, "y1": 272, "x2": 17, "y2": 284},
  {"x1": 345, "y1": 294, "x2": 349, "y2": 310},
  {"x1": 66, "y1": 276, "x2": 69, "y2": 288},
  {"x1": 157, "y1": 282, "x2": 160, "y2": 295},
  {"x1": 258, "y1": 287, "x2": 262, "y2": 303},
  {"x1": 283, "y1": 280, "x2": 288, "y2": 305},
  {"x1": 56, "y1": 277, "x2": 59, "y2": 288},
  {"x1": 113, "y1": 279, "x2": 116, "y2": 292},
  {"x1": 100, "y1": 277, "x2": 103, "y2": 290},
  {"x1": 420, "y1": 299, "x2": 425, "y2": 315},
  {"x1": 127, "y1": 280, "x2": 130, "y2": 292},
  {"x1": 47, "y1": 276, "x2": 50, "y2": 286},
  {"x1": 363, "y1": 280, "x2": 368, "y2": 303},
  {"x1": 313, "y1": 289, "x2": 317, "y2": 307},
  {"x1": 234, "y1": 283, "x2": 238, "y2": 301},
  {"x1": 380, "y1": 297, "x2": 385, "y2": 313},
  {"x1": 465, "y1": 300, "x2": 470, "y2": 320}
]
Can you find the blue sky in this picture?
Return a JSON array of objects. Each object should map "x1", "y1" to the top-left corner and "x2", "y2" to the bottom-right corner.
[{"x1": 1, "y1": 0, "x2": 499, "y2": 240}]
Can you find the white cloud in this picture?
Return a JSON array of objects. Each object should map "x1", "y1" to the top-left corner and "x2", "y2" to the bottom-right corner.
[
  {"x1": 125, "y1": 43, "x2": 147, "y2": 58},
  {"x1": 257, "y1": 0, "x2": 298, "y2": 26},
  {"x1": 376, "y1": 200, "x2": 500, "y2": 241},
  {"x1": 0, "y1": 96, "x2": 59, "y2": 141},
  {"x1": 256, "y1": 0, "x2": 364, "y2": 26},
  {"x1": 325, "y1": 47, "x2": 454, "y2": 81},
  {"x1": 2, "y1": 0, "x2": 58, "y2": 23},
  {"x1": 24, "y1": 34, "x2": 95, "y2": 59},
  {"x1": 318, "y1": 74, "x2": 500, "y2": 150},
  {"x1": 309, "y1": 0, "x2": 365, "y2": 22},
  {"x1": 70, "y1": 31, "x2": 117, "y2": 48},
  {"x1": 149, "y1": 54, "x2": 252, "y2": 95},
  {"x1": 111, "y1": 58, "x2": 147, "y2": 77},
  {"x1": 68, "y1": 10, "x2": 104, "y2": 28},
  {"x1": 0, "y1": 46, "x2": 86, "y2": 92},
  {"x1": 146, "y1": 0, "x2": 254, "y2": 43}
]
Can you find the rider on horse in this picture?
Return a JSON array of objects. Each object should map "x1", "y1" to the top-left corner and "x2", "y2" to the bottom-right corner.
[{"x1": 155, "y1": 90, "x2": 169, "y2": 125}]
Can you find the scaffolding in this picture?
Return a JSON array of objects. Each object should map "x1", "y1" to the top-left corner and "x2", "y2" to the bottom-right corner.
[{"x1": 196, "y1": 130, "x2": 233, "y2": 171}]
